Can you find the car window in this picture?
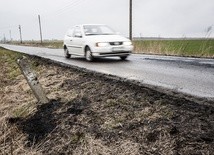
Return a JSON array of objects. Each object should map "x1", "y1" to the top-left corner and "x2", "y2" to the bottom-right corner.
[
  {"x1": 84, "y1": 25, "x2": 115, "y2": 36},
  {"x1": 73, "y1": 27, "x2": 82, "y2": 37},
  {"x1": 99, "y1": 26, "x2": 114, "y2": 34}
]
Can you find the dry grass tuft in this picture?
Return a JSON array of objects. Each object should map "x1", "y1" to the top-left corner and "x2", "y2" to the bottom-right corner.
[{"x1": 73, "y1": 135, "x2": 140, "y2": 155}]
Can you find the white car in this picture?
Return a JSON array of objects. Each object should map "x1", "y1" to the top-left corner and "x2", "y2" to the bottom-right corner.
[{"x1": 63, "y1": 24, "x2": 133, "y2": 61}]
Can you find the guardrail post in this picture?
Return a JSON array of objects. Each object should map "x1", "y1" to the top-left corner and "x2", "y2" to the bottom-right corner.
[{"x1": 17, "y1": 56, "x2": 49, "y2": 104}]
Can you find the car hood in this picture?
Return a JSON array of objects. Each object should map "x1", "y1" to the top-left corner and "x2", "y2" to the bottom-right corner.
[{"x1": 85, "y1": 35, "x2": 130, "y2": 42}]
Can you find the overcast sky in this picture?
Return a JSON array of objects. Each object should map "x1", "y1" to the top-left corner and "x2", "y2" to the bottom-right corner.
[{"x1": 0, "y1": 0, "x2": 214, "y2": 40}]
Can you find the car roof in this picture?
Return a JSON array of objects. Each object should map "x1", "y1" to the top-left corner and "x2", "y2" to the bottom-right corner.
[{"x1": 74, "y1": 24, "x2": 106, "y2": 27}]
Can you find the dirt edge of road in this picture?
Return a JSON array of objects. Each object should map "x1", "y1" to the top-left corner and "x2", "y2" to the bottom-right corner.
[{"x1": 37, "y1": 54, "x2": 214, "y2": 104}]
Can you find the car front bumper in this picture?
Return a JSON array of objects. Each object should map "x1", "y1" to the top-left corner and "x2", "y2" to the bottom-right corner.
[{"x1": 91, "y1": 45, "x2": 133, "y2": 57}]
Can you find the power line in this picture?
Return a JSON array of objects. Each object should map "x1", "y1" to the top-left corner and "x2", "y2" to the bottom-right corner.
[
  {"x1": 42, "y1": 0, "x2": 87, "y2": 19},
  {"x1": 58, "y1": 0, "x2": 87, "y2": 16},
  {"x1": 52, "y1": 0, "x2": 81, "y2": 15}
]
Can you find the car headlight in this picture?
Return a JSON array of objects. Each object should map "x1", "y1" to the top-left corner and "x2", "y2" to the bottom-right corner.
[
  {"x1": 96, "y1": 42, "x2": 109, "y2": 47},
  {"x1": 123, "y1": 41, "x2": 132, "y2": 46}
]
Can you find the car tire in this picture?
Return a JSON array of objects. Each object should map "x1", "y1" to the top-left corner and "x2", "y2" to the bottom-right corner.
[
  {"x1": 64, "y1": 47, "x2": 71, "y2": 58},
  {"x1": 120, "y1": 56, "x2": 127, "y2": 60},
  {"x1": 85, "y1": 47, "x2": 93, "y2": 62}
]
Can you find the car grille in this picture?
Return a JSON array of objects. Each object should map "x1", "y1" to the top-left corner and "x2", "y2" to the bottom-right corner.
[{"x1": 109, "y1": 42, "x2": 123, "y2": 46}]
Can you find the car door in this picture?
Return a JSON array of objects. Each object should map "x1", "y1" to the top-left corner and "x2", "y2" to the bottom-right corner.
[
  {"x1": 65, "y1": 29, "x2": 74, "y2": 54},
  {"x1": 70, "y1": 26, "x2": 84, "y2": 56}
]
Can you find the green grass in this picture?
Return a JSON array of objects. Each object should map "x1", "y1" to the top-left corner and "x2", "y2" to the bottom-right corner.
[
  {"x1": 0, "y1": 47, "x2": 24, "y2": 80},
  {"x1": 11, "y1": 40, "x2": 63, "y2": 49},
  {"x1": 133, "y1": 39, "x2": 214, "y2": 58}
]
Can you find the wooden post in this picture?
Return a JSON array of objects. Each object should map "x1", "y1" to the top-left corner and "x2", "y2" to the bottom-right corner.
[
  {"x1": 19, "y1": 25, "x2": 22, "y2": 44},
  {"x1": 17, "y1": 57, "x2": 49, "y2": 104},
  {"x1": 38, "y1": 15, "x2": 43, "y2": 44}
]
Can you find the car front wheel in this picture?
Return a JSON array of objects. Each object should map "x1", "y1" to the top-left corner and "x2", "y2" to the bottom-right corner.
[
  {"x1": 64, "y1": 48, "x2": 71, "y2": 58},
  {"x1": 85, "y1": 48, "x2": 93, "y2": 62}
]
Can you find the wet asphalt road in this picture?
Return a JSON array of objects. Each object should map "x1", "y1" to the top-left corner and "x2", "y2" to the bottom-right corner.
[{"x1": 1, "y1": 44, "x2": 214, "y2": 99}]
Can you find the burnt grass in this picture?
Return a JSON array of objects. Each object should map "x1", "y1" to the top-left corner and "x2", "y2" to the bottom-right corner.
[{"x1": 9, "y1": 57, "x2": 214, "y2": 155}]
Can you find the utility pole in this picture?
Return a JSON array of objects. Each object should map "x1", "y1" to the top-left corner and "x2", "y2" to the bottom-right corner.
[
  {"x1": 3, "y1": 34, "x2": 6, "y2": 43},
  {"x1": 38, "y1": 15, "x2": 43, "y2": 44},
  {"x1": 19, "y1": 25, "x2": 23, "y2": 43},
  {"x1": 129, "y1": 0, "x2": 132, "y2": 40},
  {"x1": 9, "y1": 30, "x2": 12, "y2": 41}
]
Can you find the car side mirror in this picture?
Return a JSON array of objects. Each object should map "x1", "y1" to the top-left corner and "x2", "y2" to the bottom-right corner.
[{"x1": 75, "y1": 33, "x2": 82, "y2": 38}]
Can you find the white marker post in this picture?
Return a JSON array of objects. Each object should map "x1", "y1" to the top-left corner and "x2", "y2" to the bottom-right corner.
[{"x1": 17, "y1": 57, "x2": 49, "y2": 104}]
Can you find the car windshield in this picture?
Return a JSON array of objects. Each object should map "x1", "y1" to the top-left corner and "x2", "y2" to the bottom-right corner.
[{"x1": 83, "y1": 25, "x2": 115, "y2": 36}]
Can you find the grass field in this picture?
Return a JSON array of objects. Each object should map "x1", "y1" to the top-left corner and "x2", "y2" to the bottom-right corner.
[
  {"x1": 11, "y1": 40, "x2": 63, "y2": 49},
  {"x1": 133, "y1": 39, "x2": 214, "y2": 58},
  {"x1": 7, "y1": 38, "x2": 214, "y2": 58}
]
